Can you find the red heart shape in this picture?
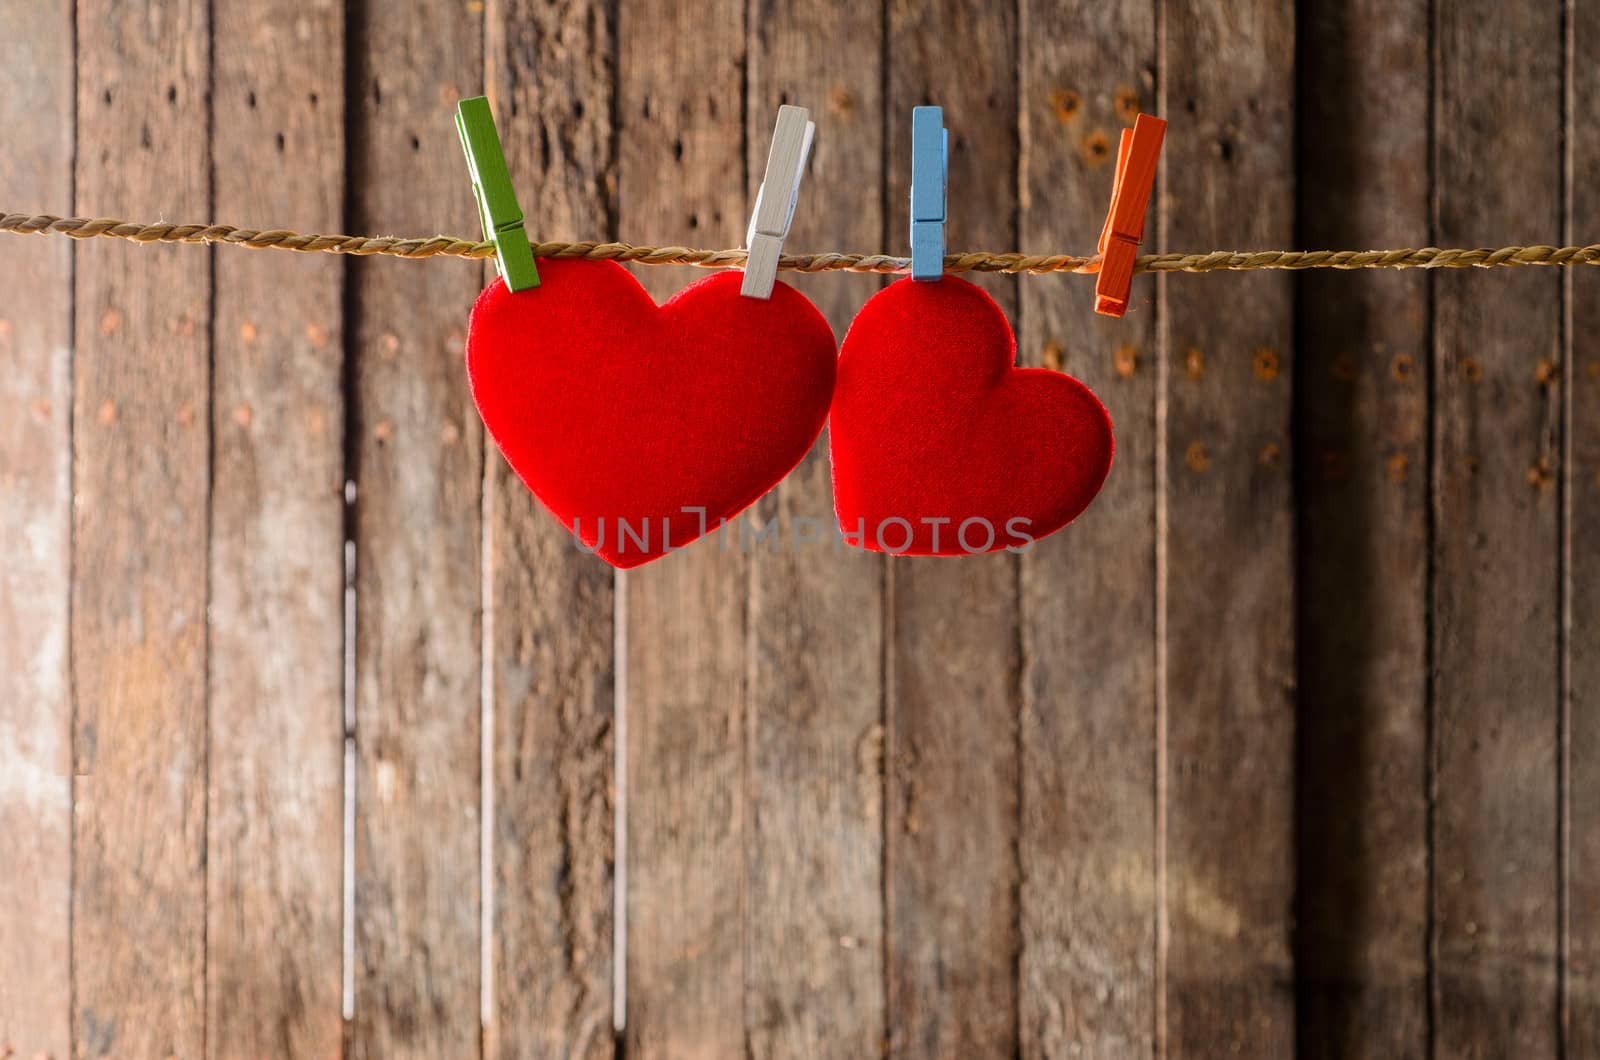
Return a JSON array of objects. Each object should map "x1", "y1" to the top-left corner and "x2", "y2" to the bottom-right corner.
[
  {"x1": 829, "y1": 276, "x2": 1113, "y2": 555},
  {"x1": 466, "y1": 259, "x2": 837, "y2": 568}
]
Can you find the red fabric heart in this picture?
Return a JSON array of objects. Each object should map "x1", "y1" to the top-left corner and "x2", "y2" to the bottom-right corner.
[
  {"x1": 829, "y1": 276, "x2": 1113, "y2": 555},
  {"x1": 466, "y1": 259, "x2": 837, "y2": 568}
]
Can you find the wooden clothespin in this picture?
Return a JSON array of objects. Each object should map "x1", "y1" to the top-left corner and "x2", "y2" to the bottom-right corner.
[
  {"x1": 455, "y1": 95, "x2": 539, "y2": 292},
  {"x1": 743, "y1": 105, "x2": 816, "y2": 299},
  {"x1": 1095, "y1": 113, "x2": 1166, "y2": 317},
  {"x1": 910, "y1": 106, "x2": 948, "y2": 281}
]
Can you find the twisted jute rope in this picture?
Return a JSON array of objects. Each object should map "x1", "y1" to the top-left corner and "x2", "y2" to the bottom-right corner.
[{"x1": 7, "y1": 211, "x2": 1600, "y2": 275}]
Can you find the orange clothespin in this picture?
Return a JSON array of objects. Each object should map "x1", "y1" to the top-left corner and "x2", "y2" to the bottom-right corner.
[{"x1": 1095, "y1": 113, "x2": 1166, "y2": 318}]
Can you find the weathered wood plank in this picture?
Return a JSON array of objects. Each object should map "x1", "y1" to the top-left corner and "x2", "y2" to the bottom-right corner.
[
  {"x1": 1016, "y1": 2, "x2": 1157, "y2": 1056},
  {"x1": 0, "y1": 0, "x2": 72, "y2": 1055},
  {"x1": 205, "y1": 1, "x2": 346, "y2": 1056},
  {"x1": 884, "y1": 2, "x2": 1021, "y2": 1056},
  {"x1": 1159, "y1": 2, "x2": 1296, "y2": 1054},
  {"x1": 1293, "y1": 1, "x2": 1430, "y2": 1055},
  {"x1": 71, "y1": 2, "x2": 211, "y2": 1057},
  {"x1": 744, "y1": 5, "x2": 886, "y2": 1057},
  {"x1": 1573, "y1": 3, "x2": 1600, "y2": 1050},
  {"x1": 349, "y1": 4, "x2": 484, "y2": 1055},
  {"x1": 483, "y1": 3, "x2": 616, "y2": 1056},
  {"x1": 617, "y1": 1, "x2": 749, "y2": 1054},
  {"x1": 1432, "y1": 2, "x2": 1564, "y2": 1054}
]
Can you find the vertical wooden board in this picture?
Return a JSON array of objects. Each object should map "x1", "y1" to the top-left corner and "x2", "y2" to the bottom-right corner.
[
  {"x1": 0, "y1": 0, "x2": 72, "y2": 1055},
  {"x1": 1159, "y1": 2, "x2": 1295, "y2": 1054},
  {"x1": 71, "y1": 2, "x2": 211, "y2": 1057},
  {"x1": 745, "y1": 5, "x2": 886, "y2": 1058},
  {"x1": 1016, "y1": 2, "x2": 1157, "y2": 1057},
  {"x1": 1432, "y1": 2, "x2": 1563, "y2": 1054},
  {"x1": 483, "y1": 2, "x2": 616, "y2": 1056},
  {"x1": 1572, "y1": 3, "x2": 1600, "y2": 1050},
  {"x1": 1293, "y1": 1, "x2": 1430, "y2": 1056},
  {"x1": 617, "y1": 1, "x2": 748, "y2": 1055},
  {"x1": 350, "y1": 4, "x2": 484, "y2": 1056},
  {"x1": 205, "y1": 1, "x2": 346, "y2": 1056},
  {"x1": 884, "y1": 3, "x2": 1021, "y2": 1057}
]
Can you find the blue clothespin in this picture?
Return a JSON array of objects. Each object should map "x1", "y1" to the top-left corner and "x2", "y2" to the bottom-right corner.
[
  {"x1": 455, "y1": 96, "x2": 539, "y2": 291},
  {"x1": 910, "y1": 106, "x2": 947, "y2": 281}
]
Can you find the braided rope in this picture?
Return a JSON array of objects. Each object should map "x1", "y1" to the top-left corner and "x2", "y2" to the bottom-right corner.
[{"x1": 6, "y1": 211, "x2": 1600, "y2": 276}]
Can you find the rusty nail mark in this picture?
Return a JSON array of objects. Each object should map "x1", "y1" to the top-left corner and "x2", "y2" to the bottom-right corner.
[
  {"x1": 1114, "y1": 344, "x2": 1138, "y2": 378},
  {"x1": 1461, "y1": 357, "x2": 1482, "y2": 383},
  {"x1": 1259, "y1": 442, "x2": 1281, "y2": 467},
  {"x1": 1184, "y1": 347, "x2": 1205, "y2": 379},
  {"x1": 382, "y1": 332, "x2": 400, "y2": 355},
  {"x1": 99, "y1": 308, "x2": 121, "y2": 337},
  {"x1": 177, "y1": 315, "x2": 196, "y2": 338},
  {"x1": 1041, "y1": 340, "x2": 1064, "y2": 372},
  {"x1": 306, "y1": 322, "x2": 330, "y2": 348},
  {"x1": 441, "y1": 422, "x2": 461, "y2": 446},
  {"x1": 446, "y1": 329, "x2": 466, "y2": 357},
  {"x1": 1391, "y1": 353, "x2": 1414, "y2": 383},
  {"x1": 374, "y1": 420, "x2": 393, "y2": 442},
  {"x1": 829, "y1": 86, "x2": 855, "y2": 116},
  {"x1": 97, "y1": 399, "x2": 116, "y2": 425},
  {"x1": 233, "y1": 403, "x2": 253, "y2": 428},
  {"x1": 1082, "y1": 128, "x2": 1112, "y2": 165},
  {"x1": 1185, "y1": 441, "x2": 1208, "y2": 473},
  {"x1": 1588, "y1": 360, "x2": 1600, "y2": 379},
  {"x1": 1332, "y1": 353, "x2": 1357, "y2": 381},
  {"x1": 307, "y1": 408, "x2": 326, "y2": 435},
  {"x1": 240, "y1": 321, "x2": 258, "y2": 342},
  {"x1": 1535, "y1": 357, "x2": 1558, "y2": 385},
  {"x1": 177, "y1": 401, "x2": 195, "y2": 427},
  {"x1": 1387, "y1": 453, "x2": 1409, "y2": 482},
  {"x1": 1254, "y1": 347, "x2": 1279, "y2": 381},
  {"x1": 1049, "y1": 88, "x2": 1081, "y2": 123},
  {"x1": 0, "y1": 318, "x2": 13, "y2": 341},
  {"x1": 1322, "y1": 449, "x2": 1347, "y2": 482},
  {"x1": 1464, "y1": 455, "x2": 1479, "y2": 475},
  {"x1": 32, "y1": 398, "x2": 51, "y2": 420},
  {"x1": 1528, "y1": 456, "x2": 1555, "y2": 492},
  {"x1": 1114, "y1": 86, "x2": 1141, "y2": 124}
]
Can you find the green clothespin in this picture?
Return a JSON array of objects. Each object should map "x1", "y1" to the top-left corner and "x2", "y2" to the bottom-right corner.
[{"x1": 455, "y1": 95, "x2": 539, "y2": 291}]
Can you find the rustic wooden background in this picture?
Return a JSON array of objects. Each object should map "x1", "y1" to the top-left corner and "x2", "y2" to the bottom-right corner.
[{"x1": 2, "y1": 0, "x2": 1595, "y2": 1057}]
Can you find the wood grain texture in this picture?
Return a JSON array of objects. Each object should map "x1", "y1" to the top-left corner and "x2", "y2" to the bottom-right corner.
[
  {"x1": 617, "y1": 1, "x2": 749, "y2": 1055},
  {"x1": 744, "y1": 5, "x2": 886, "y2": 1057},
  {"x1": 349, "y1": 3, "x2": 484, "y2": 1055},
  {"x1": 1431, "y1": 2, "x2": 1563, "y2": 1055},
  {"x1": 484, "y1": 1, "x2": 616, "y2": 1056},
  {"x1": 884, "y1": 3, "x2": 1021, "y2": 1056},
  {"x1": 1016, "y1": 2, "x2": 1157, "y2": 1057},
  {"x1": 0, "y1": 0, "x2": 72, "y2": 1055},
  {"x1": 1159, "y1": 2, "x2": 1296, "y2": 1055},
  {"x1": 71, "y1": 2, "x2": 211, "y2": 1057},
  {"x1": 206, "y1": 2, "x2": 346, "y2": 1055},
  {"x1": 1573, "y1": 3, "x2": 1600, "y2": 1051},
  {"x1": 1293, "y1": 1, "x2": 1430, "y2": 1056}
]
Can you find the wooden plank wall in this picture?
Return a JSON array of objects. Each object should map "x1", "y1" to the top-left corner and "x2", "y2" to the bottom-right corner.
[
  {"x1": 744, "y1": 6, "x2": 887, "y2": 1058},
  {"x1": 1294, "y1": 1, "x2": 1429, "y2": 1056},
  {"x1": 0, "y1": 1, "x2": 72, "y2": 1056},
  {"x1": 0, "y1": 1, "x2": 1590, "y2": 1058},
  {"x1": 1018, "y1": 2, "x2": 1158, "y2": 1056},
  {"x1": 483, "y1": 1, "x2": 617, "y2": 1057},
  {"x1": 1433, "y1": 3, "x2": 1564, "y2": 1056},
  {"x1": 208, "y1": 0, "x2": 346, "y2": 1055}
]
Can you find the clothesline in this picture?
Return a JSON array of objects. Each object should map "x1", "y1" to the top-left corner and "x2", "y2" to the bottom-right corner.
[{"x1": 4, "y1": 211, "x2": 1599, "y2": 276}]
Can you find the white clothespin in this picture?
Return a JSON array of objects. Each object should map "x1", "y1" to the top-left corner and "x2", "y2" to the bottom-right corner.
[{"x1": 742, "y1": 104, "x2": 816, "y2": 299}]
